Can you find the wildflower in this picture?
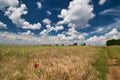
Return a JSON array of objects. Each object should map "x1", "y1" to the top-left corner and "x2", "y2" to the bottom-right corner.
[{"x1": 34, "y1": 64, "x2": 39, "y2": 68}]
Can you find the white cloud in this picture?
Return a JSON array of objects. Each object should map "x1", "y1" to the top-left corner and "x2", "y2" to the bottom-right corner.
[
  {"x1": 0, "y1": 28, "x2": 88, "y2": 45},
  {"x1": 100, "y1": 6, "x2": 120, "y2": 16},
  {"x1": 105, "y1": 28, "x2": 119, "y2": 39},
  {"x1": 0, "y1": 0, "x2": 19, "y2": 10},
  {"x1": 39, "y1": 27, "x2": 88, "y2": 44},
  {"x1": 52, "y1": 27, "x2": 88, "y2": 45},
  {"x1": 0, "y1": 22, "x2": 7, "y2": 29},
  {"x1": 106, "y1": 28, "x2": 118, "y2": 36},
  {"x1": 39, "y1": 25, "x2": 54, "y2": 36},
  {"x1": 86, "y1": 28, "x2": 120, "y2": 46},
  {"x1": 39, "y1": 29, "x2": 47, "y2": 36},
  {"x1": 20, "y1": 30, "x2": 34, "y2": 35},
  {"x1": 58, "y1": 0, "x2": 95, "y2": 28},
  {"x1": 46, "y1": 25, "x2": 54, "y2": 31},
  {"x1": 37, "y1": 2, "x2": 42, "y2": 9},
  {"x1": 65, "y1": 27, "x2": 88, "y2": 40},
  {"x1": 58, "y1": 9, "x2": 67, "y2": 18},
  {"x1": 66, "y1": 27, "x2": 79, "y2": 36},
  {"x1": 98, "y1": 6, "x2": 120, "y2": 32},
  {"x1": 4, "y1": 4, "x2": 41, "y2": 30},
  {"x1": 91, "y1": 6, "x2": 120, "y2": 35},
  {"x1": 99, "y1": 0, "x2": 107, "y2": 5},
  {"x1": 90, "y1": 18, "x2": 120, "y2": 35},
  {"x1": 42, "y1": 18, "x2": 51, "y2": 25},
  {"x1": 54, "y1": 25, "x2": 64, "y2": 31},
  {"x1": 86, "y1": 35, "x2": 106, "y2": 45},
  {"x1": 109, "y1": 20, "x2": 120, "y2": 29},
  {"x1": 46, "y1": 10, "x2": 52, "y2": 15},
  {"x1": 0, "y1": 31, "x2": 40, "y2": 45},
  {"x1": 22, "y1": 22, "x2": 41, "y2": 30},
  {"x1": 0, "y1": 31, "x2": 61, "y2": 45},
  {"x1": 90, "y1": 27, "x2": 104, "y2": 34},
  {"x1": 40, "y1": 22, "x2": 64, "y2": 35},
  {"x1": 97, "y1": 27, "x2": 104, "y2": 32}
]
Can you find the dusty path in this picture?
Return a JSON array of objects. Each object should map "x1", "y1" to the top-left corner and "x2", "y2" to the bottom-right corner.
[{"x1": 107, "y1": 59, "x2": 120, "y2": 80}]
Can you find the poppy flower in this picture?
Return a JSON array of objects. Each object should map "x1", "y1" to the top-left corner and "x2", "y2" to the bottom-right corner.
[{"x1": 34, "y1": 64, "x2": 39, "y2": 68}]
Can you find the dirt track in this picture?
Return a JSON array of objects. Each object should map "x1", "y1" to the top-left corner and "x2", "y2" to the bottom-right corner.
[{"x1": 107, "y1": 59, "x2": 120, "y2": 80}]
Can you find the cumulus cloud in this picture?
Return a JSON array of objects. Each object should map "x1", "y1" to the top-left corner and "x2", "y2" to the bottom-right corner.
[
  {"x1": 54, "y1": 25, "x2": 64, "y2": 31},
  {"x1": 46, "y1": 10, "x2": 52, "y2": 15},
  {"x1": 0, "y1": 31, "x2": 66, "y2": 45},
  {"x1": 40, "y1": 25, "x2": 54, "y2": 36},
  {"x1": 39, "y1": 29, "x2": 48, "y2": 36},
  {"x1": 4, "y1": 4, "x2": 41, "y2": 30},
  {"x1": 20, "y1": 30, "x2": 34, "y2": 35},
  {"x1": 58, "y1": 0, "x2": 95, "y2": 28},
  {"x1": 65, "y1": 27, "x2": 88, "y2": 40},
  {"x1": 0, "y1": 27, "x2": 88, "y2": 45},
  {"x1": 86, "y1": 35, "x2": 106, "y2": 45},
  {"x1": 36, "y1": 2, "x2": 42, "y2": 9},
  {"x1": 39, "y1": 26, "x2": 88, "y2": 44},
  {"x1": 0, "y1": 31, "x2": 40, "y2": 45},
  {"x1": 42, "y1": 18, "x2": 51, "y2": 25},
  {"x1": 99, "y1": 0, "x2": 107, "y2": 5},
  {"x1": 0, "y1": 22, "x2": 7, "y2": 29},
  {"x1": 0, "y1": 0, "x2": 19, "y2": 10},
  {"x1": 86, "y1": 28, "x2": 120, "y2": 45},
  {"x1": 22, "y1": 22, "x2": 41, "y2": 30},
  {"x1": 40, "y1": 22, "x2": 64, "y2": 36},
  {"x1": 55, "y1": 28, "x2": 88, "y2": 45},
  {"x1": 105, "y1": 28, "x2": 119, "y2": 39}
]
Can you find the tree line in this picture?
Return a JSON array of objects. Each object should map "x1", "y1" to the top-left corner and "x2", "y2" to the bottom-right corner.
[
  {"x1": 106, "y1": 39, "x2": 120, "y2": 46},
  {"x1": 39, "y1": 43, "x2": 86, "y2": 46}
]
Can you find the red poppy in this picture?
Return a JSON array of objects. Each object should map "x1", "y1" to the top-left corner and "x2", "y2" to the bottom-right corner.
[{"x1": 34, "y1": 64, "x2": 39, "y2": 68}]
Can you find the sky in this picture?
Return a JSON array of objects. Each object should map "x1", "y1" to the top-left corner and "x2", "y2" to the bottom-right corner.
[{"x1": 0, "y1": 0, "x2": 120, "y2": 45}]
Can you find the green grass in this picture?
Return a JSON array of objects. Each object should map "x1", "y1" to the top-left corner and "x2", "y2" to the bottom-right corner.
[
  {"x1": 106, "y1": 46, "x2": 120, "y2": 65},
  {"x1": 92, "y1": 47, "x2": 108, "y2": 80}
]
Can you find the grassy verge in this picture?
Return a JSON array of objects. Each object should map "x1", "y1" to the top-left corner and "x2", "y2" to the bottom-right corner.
[
  {"x1": 106, "y1": 46, "x2": 120, "y2": 65},
  {"x1": 92, "y1": 47, "x2": 108, "y2": 80}
]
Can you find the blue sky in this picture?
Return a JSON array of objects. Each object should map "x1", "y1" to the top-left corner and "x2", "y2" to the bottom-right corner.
[{"x1": 0, "y1": 0, "x2": 120, "y2": 45}]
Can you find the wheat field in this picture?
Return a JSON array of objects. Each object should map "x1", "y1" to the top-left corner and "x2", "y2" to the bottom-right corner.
[{"x1": 0, "y1": 46, "x2": 102, "y2": 80}]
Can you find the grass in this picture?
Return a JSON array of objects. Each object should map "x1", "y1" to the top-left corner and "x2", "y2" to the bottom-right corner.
[
  {"x1": 0, "y1": 46, "x2": 119, "y2": 80},
  {"x1": 0, "y1": 46, "x2": 101, "y2": 80},
  {"x1": 92, "y1": 47, "x2": 108, "y2": 80},
  {"x1": 106, "y1": 46, "x2": 120, "y2": 65}
]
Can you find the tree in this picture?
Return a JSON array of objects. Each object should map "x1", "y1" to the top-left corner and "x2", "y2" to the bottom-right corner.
[
  {"x1": 62, "y1": 44, "x2": 64, "y2": 46},
  {"x1": 73, "y1": 43, "x2": 77, "y2": 46},
  {"x1": 81, "y1": 43, "x2": 86, "y2": 46},
  {"x1": 106, "y1": 39, "x2": 120, "y2": 46}
]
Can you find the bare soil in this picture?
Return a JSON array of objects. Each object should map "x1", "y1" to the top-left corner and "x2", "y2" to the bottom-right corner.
[
  {"x1": 107, "y1": 59, "x2": 120, "y2": 80},
  {"x1": 108, "y1": 59, "x2": 117, "y2": 65}
]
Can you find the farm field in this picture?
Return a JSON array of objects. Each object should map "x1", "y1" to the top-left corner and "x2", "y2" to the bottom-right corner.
[{"x1": 0, "y1": 46, "x2": 120, "y2": 80}]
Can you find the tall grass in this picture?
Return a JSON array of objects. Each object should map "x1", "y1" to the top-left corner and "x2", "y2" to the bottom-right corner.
[{"x1": 0, "y1": 46, "x2": 100, "y2": 80}]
